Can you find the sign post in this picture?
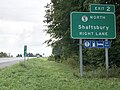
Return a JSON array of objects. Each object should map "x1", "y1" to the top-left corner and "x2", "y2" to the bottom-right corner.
[
  {"x1": 70, "y1": 4, "x2": 116, "y2": 77},
  {"x1": 79, "y1": 39, "x2": 83, "y2": 77},
  {"x1": 24, "y1": 45, "x2": 27, "y2": 61},
  {"x1": 105, "y1": 39, "x2": 109, "y2": 76}
]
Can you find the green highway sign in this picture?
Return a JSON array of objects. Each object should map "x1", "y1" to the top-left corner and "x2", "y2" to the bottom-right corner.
[
  {"x1": 90, "y1": 4, "x2": 115, "y2": 13},
  {"x1": 70, "y1": 12, "x2": 116, "y2": 39},
  {"x1": 24, "y1": 45, "x2": 27, "y2": 57}
]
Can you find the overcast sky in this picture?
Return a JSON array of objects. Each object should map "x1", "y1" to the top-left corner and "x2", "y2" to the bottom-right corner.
[{"x1": 0, "y1": 0, "x2": 52, "y2": 57}]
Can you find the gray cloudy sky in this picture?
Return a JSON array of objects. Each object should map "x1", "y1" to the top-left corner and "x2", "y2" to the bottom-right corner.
[{"x1": 0, "y1": 0, "x2": 52, "y2": 56}]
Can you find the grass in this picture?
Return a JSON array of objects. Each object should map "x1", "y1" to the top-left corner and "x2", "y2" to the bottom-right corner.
[{"x1": 0, "y1": 58, "x2": 120, "y2": 90}]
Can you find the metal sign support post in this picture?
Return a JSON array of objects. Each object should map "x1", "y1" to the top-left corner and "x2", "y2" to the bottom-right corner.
[
  {"x1": 79, "y1": 39, "x2": 83, "y2": 77},
  {"x1": 24, "y1": 56, "x2": 26, "y2": 61},
  {"x1": 105, "y1": 39, "x2": 109, "y2": 76}
]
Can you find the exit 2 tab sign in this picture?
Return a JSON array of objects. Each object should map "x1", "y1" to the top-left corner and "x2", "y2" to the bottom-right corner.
[{"x1": 90, "y1": 4, "x2": 115, "y2": 13}]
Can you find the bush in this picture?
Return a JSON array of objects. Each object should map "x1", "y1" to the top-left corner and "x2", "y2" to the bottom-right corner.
[
  {"x1": 19, "y1": 61, "x2": 27, "y2": 68},
  {"x1": 109, "y1": 66, "x2": 120, "y2": 78},
  {"x1": 83, "y1": 65, "x2": 120, "y2": 78},
  {"x1": 47, "y1": 55, "x2": 55, "y2": 61},
  {"x1": 62, "y1": 55, "x2": 79, "y2": 68}
]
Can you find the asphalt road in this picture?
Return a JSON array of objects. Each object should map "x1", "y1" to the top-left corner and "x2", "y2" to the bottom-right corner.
[{"x1": 0, "y1": 57, "x2": 34, "y2": 69}]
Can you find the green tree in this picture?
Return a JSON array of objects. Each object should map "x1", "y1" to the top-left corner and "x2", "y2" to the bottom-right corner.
[
  {"x1": 0, "y1": 52, "x2": 8, "y2": 57},
  {"x1": 44, "y1": 0, "x2": 120, "y2": 67}
]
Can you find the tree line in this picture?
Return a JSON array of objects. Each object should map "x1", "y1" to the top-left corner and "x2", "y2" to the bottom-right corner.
[
  {"x1": 44, "y1": 0, "x2": 120, "y2": 68},
  {"x1": 16, "y1": 53, "x2": 42, "y2": 57},
  {"x1": 0, "y1": 52, "x2": 13, "y2": 57}
]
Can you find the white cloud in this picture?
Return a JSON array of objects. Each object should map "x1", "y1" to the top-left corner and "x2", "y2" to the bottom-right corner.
[
  {"x1": 0, "y1": 0, "x2": 50, "y2": 22},
  {"x1": 0, "y1": 0, "x2": 52, "y2": 57}
]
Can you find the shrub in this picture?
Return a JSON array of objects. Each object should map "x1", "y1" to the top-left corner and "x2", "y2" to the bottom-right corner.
[{"x1": 47, "y1": 55, "x2": 55, "y2": 61}]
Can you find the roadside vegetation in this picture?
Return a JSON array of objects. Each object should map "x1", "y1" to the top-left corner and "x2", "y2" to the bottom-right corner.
[
  {"x1": 44, "y1": 0, "x2": 120, "y2": 79},
  {"x1": 0, "y1": 52, "x2": 13, "y2": 57},
  {"x1": 0, "y1": 58, "x2": 120, "y2": 90}
]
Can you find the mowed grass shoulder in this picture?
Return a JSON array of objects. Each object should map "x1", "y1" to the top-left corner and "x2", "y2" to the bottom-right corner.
[{"x1": 0, "y1": 58, "x2": 120, "y2": 90}]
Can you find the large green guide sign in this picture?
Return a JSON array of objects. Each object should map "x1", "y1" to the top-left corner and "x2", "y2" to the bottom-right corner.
[{"x1": 70, "y1": 12, "x2": 116, "y2": 39}]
